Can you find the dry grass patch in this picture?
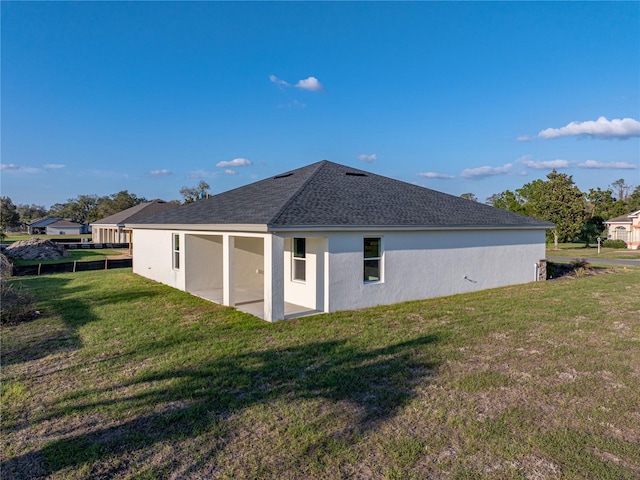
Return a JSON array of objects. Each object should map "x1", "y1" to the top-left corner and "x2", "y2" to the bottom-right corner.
[{"x1": 1, "y1": 268, "x2": 639, "y2": 479}]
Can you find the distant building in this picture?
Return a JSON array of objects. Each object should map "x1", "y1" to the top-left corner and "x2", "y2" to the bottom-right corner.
[
  {"x1": 91, "y1": 199, "x2": 176, "y2": 244},
  {"x1": 27, "y1": 217, "x2": 62, "y2": 235},
  {"x1": 45, "y1": 219, "x2": 87, "y2": 236},
  {"x1": 605, "y1": 210, "x2": 640, "y2": 250}
]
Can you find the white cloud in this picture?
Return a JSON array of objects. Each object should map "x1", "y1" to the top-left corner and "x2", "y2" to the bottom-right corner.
[
  {"x1": 270, "y1": 74, "x2": 323, "y2": 92},
  {"x1": 296, "y1": 76, "x2": 323, "y2": 91},
  {"x1": 0, "y1": 163, "x2": 43, "y2": 174},
  {"x1": 224, "y1": 169, "x2": 238, "y2": 175},
  {"x1": 460, "y1": 163, "x2": 514, "y2": 179},
  {"x1": 150, "y1": 169, "x2": 172, "y2": 176},
  {"x1": 538, "y1": 116, "x2": 640, "y2": 139},
  {"x1": 187, "y1": 169, "x2": 217, "y2": 179},
  {"x1": 417, "y1": 171, "x2": 455, "y2": 179},
  {"x1": 577, "y1": 160, "x2": 637, "y2": 169},
  {"x1": 44, "y1": 164, "x2": 65, "y2": 169},
  {"x1": 269, "y1": 74, "x2": 289, "y2": 87},
  {"x1": 517, "y1": 156, "x2": 571, "y2": 169},
  {"x1": 517, "y1": 135, "x2": 533, "y2": 142},
  {"x1": 357, "y1": 154, "x2": 377, "y2": 163},
  {"x1": 216, "y1": 158, "x2": 253, "y2": 168}
]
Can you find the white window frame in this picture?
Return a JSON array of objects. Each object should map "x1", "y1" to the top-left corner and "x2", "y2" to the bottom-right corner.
[
  {"x1": 292, "y1": 237, "x2": 306, "y2": 282},
  {"x1": 172, "y1": 233, "x2": 180, "y2": 270},
  {"x1": 363, "y1": 236, "x2": 383, "y2": 283},
  {"x1": 614, "y1": 226, "x2": 628, "y2": 242}
]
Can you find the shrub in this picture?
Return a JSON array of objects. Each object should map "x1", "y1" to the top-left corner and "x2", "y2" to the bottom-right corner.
[
  {"x1": 602, "y1": 239, "x2": 627, "y2": 249},
  {"x1": 0, "y1": 254, "x2": 37, "y2": 326},
  {"x1": 570, "y1": 258, "x2": 591, "y2": 269}
]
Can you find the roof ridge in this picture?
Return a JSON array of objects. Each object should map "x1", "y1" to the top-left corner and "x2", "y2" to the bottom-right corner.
[{"x1": 267, "y1": 160, "x2": 329, "y2": 225}]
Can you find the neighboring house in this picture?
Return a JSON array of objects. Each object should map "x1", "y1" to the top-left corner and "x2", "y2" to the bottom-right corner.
[
  {"x1": 27, "y1": 217, "x2": 62, "y2": 235},
  {"x1": 605, "y1": 210, "x2": 640, "y2": 250},
  {"x1": 45, "y1": 219, "x2": 86, "y2": 235},
  {"x1": 128, "y1": 160, "x2": 553, "y2": 322},
  {"x1": 91, "y1": 199, "x2": 176, "y2": 244}
]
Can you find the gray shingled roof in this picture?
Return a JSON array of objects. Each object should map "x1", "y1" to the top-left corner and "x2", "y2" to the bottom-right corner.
[
  {"x1": 92, "y1": 199, "x2": 176, "y2": 226},
  {"x1": 131, "y1": 160, "x2": 553, "y2": 229},
  {"x1": 28, "y1": 217, "x2": 62, "y2": 228},
  {"x1": 47, "y1": 219, "x2": 84, "y2": 228},
  {"x1": 605, "y1": 213, "x2": 634, "y2": 223}
]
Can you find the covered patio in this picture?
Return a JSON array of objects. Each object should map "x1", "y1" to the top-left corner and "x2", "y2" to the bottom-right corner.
[
  {"x1": 189, "y1": 286, "x2": 320, "y2": 320},
  {"x1": 183, "y1": 232, "x2": 323, "y2": 321}
]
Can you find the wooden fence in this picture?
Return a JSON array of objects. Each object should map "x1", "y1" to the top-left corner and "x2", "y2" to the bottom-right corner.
[{"x1": 12, "y1": 258, "x2": 132, "y2": 277}]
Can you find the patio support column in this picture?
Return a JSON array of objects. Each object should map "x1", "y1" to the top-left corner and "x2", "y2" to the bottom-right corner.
[
  {"x1": 223, "y1": 234, "x2": 235, "y2": 307},
  {"x1": 264, "y1": 234, "x2": 284, "y2": 322}
]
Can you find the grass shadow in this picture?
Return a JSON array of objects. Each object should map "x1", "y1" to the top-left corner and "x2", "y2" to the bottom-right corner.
[
  {"x1": 1, "y1": 275, "x2": 163, "y2": 366},
  {"x1": 3, "y1": 335, "x2": 440, "y2": 477}
]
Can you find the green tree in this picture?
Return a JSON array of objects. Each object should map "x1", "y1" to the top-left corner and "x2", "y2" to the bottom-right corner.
[
  {"x1": 16, "y1": 204, "x2": 48, "y2": 224},
  {"x1": 460, "y1": 193, "x2": 477, "y2": 202},
  {"x1": 609, "y1": 178, "x2": 632, "y2": 201},
  {"x1": 586, "y1": 188, "x2": 626, "y2": 220},
  {"x1": 49, "y1": 194, "x2": 100, "y2": 224},
  {"x1": 626, "y1": 185, "x2": 640, "y2": 211},
  {"x1": 0, "y1": 197, "x2": 20, "y2": 230},
  {"x1": 522, "y1": 170, "x2": 586, "y2": 249},
  {"x1": 489, "y1": 190, "x2": 527, "y2": 215},
  {"x1": 180, "y1": 180, "x2": 210, "y2": 204},
  {"x1": 578, "y1": 217, "x2": 605, "y2": 247},
  {"x1": 94, "y1": 191, "x2": 146, "y2": 220}
]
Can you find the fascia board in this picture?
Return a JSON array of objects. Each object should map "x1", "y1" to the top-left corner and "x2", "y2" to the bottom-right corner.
[
  {"x1": 268, "y1": 224, "x2": 554, "y2": 233},
  {"x1": 126, "y1": 223, "x2": 269, "y2": 233}
]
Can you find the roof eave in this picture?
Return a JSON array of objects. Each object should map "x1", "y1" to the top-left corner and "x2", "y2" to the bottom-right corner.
[
  {"x1": 268, "y1": 223, "x2": 554, "y2": 233},
  {"x1": 126, "y1": 223, "x2": 270, "y2": 233}
]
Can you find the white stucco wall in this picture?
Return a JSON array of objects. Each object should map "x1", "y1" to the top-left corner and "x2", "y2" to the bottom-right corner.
[
  {"x1": 234, "y1": 237, "x2": 264, "y2": 291},
  {"x1": 132, "y1": 229, "x2": 184, "y2": 290},
  {"x1": 283, "y1": 236, "x2": 327, "y2": 310},
  {"x1": 185, "y1": 234, "x2": 222, "y2": 292},
  {"x1": 46, "y1": 226, "x2": 83, "y2": 235},
  {"x1": 133, "y1": 227, "x2": 547, "y2": 320},
  {"x1": 325, "y1": 229, "x2": 546, "y2": 313}
]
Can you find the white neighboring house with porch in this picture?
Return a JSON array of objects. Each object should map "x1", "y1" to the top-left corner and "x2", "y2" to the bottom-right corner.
[
  {"x1": 91, "y1": 199, "x2": 176, "y2": 244},
  {"x1": 128, "y1": 160, "x2": 552, "y2": 322},
  {"x1": 605, "y1": 210, "x2": 640, "y2": 250}
]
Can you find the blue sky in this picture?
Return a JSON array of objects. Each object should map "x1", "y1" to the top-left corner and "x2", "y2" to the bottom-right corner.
[{"x1": 2, "y1": 1, "x2": 639, "y2": 208}]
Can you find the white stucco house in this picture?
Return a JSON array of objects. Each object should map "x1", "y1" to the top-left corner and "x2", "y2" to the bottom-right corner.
[
  {"x1": 605, "y1": 210, "x2": 640, "y2": 250},
  {"x1": 45, "y1": 219, "x2": 87, "y2": 235},
  {"x1": 27, "y1": 217, "x2": 62, "y2": 235},
  {"x1": 91, "y1": 199, "x2": 176, "y2": 244},
  {"x1": 128, "y1": 160, "x2": 553, "y2": 321}
]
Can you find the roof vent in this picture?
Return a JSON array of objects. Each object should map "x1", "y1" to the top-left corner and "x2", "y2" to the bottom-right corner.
[
  {"x1": 274, "y1": 173, "x2": 293, "y2": 179},
  {"x1": 345, "y1": 172, "x2": 367, "y2": 177}
]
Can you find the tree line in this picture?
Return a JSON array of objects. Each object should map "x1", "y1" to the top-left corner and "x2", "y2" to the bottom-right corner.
[
  {"x1": 485, "y1": 175, "x2": 640, "y2": 248},
  {"x1": 0, "y1": 191, "x2": 156, "y2": 230},
  {"x1": 0, "y1": 180, "x2": 211, "y2": 232}
]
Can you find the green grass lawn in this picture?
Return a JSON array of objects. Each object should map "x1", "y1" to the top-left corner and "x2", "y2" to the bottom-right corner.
[
  {"x1": 8, "y1": 248, "x2": 130, "y2": 267},
  {"x1": 2, "y1": 233, "x2": 92, "y2": 243},
  {"x1": 2, "y1": 269, "x2": 639, "y2": 479},
  {"x1": 546, "y1": 243, "x2": 640, "y2": 260}
]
